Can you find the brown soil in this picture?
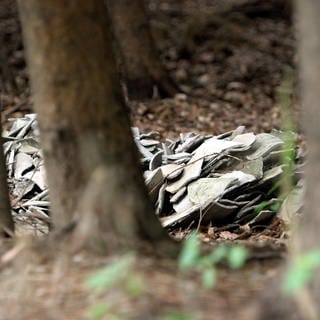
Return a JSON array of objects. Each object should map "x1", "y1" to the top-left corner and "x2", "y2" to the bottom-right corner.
[
  {"x1": 132, "y1": 0, "x2": 297, "y2": 139},
  {"x1": 0, "y1": 0, "x2": 298, "y2": 319},
  {"x1": 0, "y1": 241, "x2": 285, "y2": 320}
]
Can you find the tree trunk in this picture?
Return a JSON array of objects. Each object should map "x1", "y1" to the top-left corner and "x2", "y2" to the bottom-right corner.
[
  {"x1": 17, "y1": 0, "x2": 176, "y2": 255},
  {"x1": 257, "y1": 2, "x2": 320, "y2": 319},
  {"x1": 107, "y1": 0, "x2": 180, "y2": 100},
  {"x1": 296, "y1": 0, "x2": 320, "y2": 316},
  {"x1": 0, "y1": 0, "x2": 21, "y2": 95},
  {"x1": 0, "y1": 123, "x2": 14, "y2": 236},
  {"x1": 259, "y1": 1, "x2": 320, "y2": 319}
]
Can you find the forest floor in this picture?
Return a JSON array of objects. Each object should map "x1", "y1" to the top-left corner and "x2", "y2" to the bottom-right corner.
[{"x1": 0, "y1": 0, "x2": 299, "y2": 319}]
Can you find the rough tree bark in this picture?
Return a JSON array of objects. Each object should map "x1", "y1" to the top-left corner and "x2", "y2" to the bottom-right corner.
[
  {"x1": 107, "y1": 0, "x2": 180, "y2": 100},
  {"x1": 295, "y1": 0, "x2": 320, "y2": 316},
  {"x1": 0, "y1": 123, "x2": 14, "y2": 236},
  {"x1": 17, "y1": 0, "x2": 177, "y2": 255},
  {"x1": 258, "y1": 1, "x2": 320, "y2": 319}
]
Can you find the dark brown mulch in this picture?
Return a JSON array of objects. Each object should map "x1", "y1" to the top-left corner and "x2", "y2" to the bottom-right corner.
[
  {"x1": 132, "y1": 0, "x2": 298, "y2": 138},
  {"x1": 0, "y1": 0, "x2": 30, "y2": 126}
]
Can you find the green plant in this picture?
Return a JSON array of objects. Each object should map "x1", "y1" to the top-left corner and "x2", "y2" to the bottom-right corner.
[
  {"x1": 161, "y1": 311, "x2": 195, "y2": 320},
  {"x1": 178, "y1": 232, "x2": 248, "y2": 289},
  {"x1": 277, "y1": 67, "x2": 296, "y2": 197},
  {"x1": 178, "y1": 232, "x2": 201, "y2": 270},
  {"x1": 85, "y1": 253, "x2": 144, "y2": 319},
  {"x1": 89, "y1": 302, "x2": 110, "y2": 320},
  {"x1": 227, "y1": 246, "x2": 249, "y2": 269},
  {"x1": 125, "y1": 275, "x2": 145, "y2": 298},
  {"x1": 85, "y1": 253, "x2": 136, "y2": 291},
  {"x1": 283, "y1": 249, "x2": 320, "y2": 295}
]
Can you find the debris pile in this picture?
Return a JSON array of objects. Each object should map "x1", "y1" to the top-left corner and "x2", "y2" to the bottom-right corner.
[
  {"x1": 133, "y1": 126, "x2": 302, "y2": 229},
  {"x1": 3, "y1": 114, "x2": 302, "y2": 233},
  {"x1": 3, "y1": 114, "x2": 49, "y2": 231}
]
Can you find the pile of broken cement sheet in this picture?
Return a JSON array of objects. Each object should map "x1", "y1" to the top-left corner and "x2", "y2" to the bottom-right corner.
[
  {"x1": 3, "y1": 114, "x2": 302, "y2": 232},
  {"x1": 3, "y1": 114, "x2": 49, "y2": 230},
  {"x1": 134, "y1": 126, "x2": 303, "y2": 229}
]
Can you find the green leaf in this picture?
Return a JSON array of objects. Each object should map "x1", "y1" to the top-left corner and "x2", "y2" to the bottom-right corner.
[
  {"x1": 207, "y1": 244, "x2": 228, "y2": 264},
  {"x1": 255, "y1": 201, "x2": 269, "y2": 213},
  {"x1": 125, "y1": 276, "x2": 144, "y2": 298},
  {"x1": 270, "y1": 201, "x2": 281, "y2": 212},
  {"x1": 268, "y1": 180, "x2": 282, "y2": 195},
  {"x1": 227, "y1": 246, "x2": 248, "y2": 269},
  {"x1": 85, "y1": 253, "x2": 135, "y2": 290},
  {"x1": 283, "y1": 250, "x2": 320, "y2": 295},
  {"x1": 179, "y1": 233, "x2": 201, "y2": 270},
  {"x1": 89, "y1": 302, "x2": 109, "y2": 320},
  {"x1": 202, "y1": 268, "x2": 217, "y2": 289},
  {"x1": 162, "y1": 311, "x2": 195, "y2": 320},
  {"x1": 198, "y1": 256, "x2": 211, "y2": 268},
  {"x1": 283, "y1": 265, "x2": 313, "y2": 295}
]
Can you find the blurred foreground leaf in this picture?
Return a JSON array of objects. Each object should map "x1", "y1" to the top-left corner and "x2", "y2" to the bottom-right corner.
[
  {"x1": 86, "y1": 253, "x2": 135, "y2": 290},
  {"x1": 202, "y1": 268, "x2": 217, "y2": 289},
  {"x1": 283, "y1": 250, "x2": 320, "y2": 295},
  {"x1": 207, "y1": 244, "x2": 228, "y2": 264},
  {"x1": 89, "y1": 302, "x2": 109, "y2": 320},
  {"x1": 125, "y1": 275, "x2": 145, "y2": 298},
  {"x1": 162, "y1": 311, "x2": 195, "y2": 320},
  {"x1": 179, "y1": 232, "x2": 201, "y2": 270},
  {"x1": 227, "y1": 246, "x2": 249, "y2": 269}
]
